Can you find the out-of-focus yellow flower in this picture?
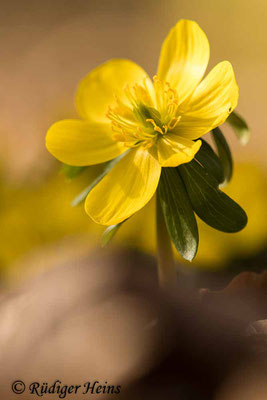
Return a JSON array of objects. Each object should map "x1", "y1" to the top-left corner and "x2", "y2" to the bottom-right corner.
[
  {"x1": 46, "y1": 19, "x2": 238, "y2": 226},
  {"x1": 0, "y1": 171, "x2": 101, "y2": 273}
]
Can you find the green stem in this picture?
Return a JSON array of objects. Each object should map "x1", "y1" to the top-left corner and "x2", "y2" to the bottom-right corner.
[{"x1": 156, "y1": 191, "x2": 177, "y2": 289}]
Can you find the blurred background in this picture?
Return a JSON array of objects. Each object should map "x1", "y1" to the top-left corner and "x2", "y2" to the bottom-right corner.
[
  {"x1": 1, "y1": 0, "x2": 267, "y2": 286},
  {"x1": 2, "y1": 2, "x2": 267, "y2": 399}
]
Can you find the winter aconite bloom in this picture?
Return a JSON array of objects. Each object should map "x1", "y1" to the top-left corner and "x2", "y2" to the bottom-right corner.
[{"x1": 46, "y1": 19, "x2": 239, "y2": 226}]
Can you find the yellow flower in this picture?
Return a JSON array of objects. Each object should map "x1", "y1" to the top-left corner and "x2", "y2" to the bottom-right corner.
[{"x1": 46, "y1": 19, "x2": 239, "y2": 226}]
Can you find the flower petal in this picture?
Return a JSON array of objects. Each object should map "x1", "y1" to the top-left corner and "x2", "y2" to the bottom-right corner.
[
  {"x1": 157, "y1": 19, "x2": 210, "y2": 104},
  {"x1": 46, "y1": 119, "x2": 125, "y2": 166},
  {"x1": 75, "y1": 59, "x2": 150, "y2": 123},
  {"x1": 156, "y1": 134, "x2": 202, "y2": 167},
  {"x1": 173, "y1": 61, "x2": 239, "y2": 139},
  {"x1": 85, "y1": 148, "x2": 161, "y2": 225}
]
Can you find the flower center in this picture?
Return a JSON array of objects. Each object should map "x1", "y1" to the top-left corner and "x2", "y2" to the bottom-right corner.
[{"x1": 106, "y1": 76, "x2": 181, "y2": 149}]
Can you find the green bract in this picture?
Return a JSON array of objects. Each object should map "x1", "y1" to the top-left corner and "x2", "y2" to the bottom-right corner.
[
  {"x1": 178, "y1": 158, "x2": 247, "y2": 233},
  {"x1": 158, "y1": 168, "x2": 199, "y2": 261},
  {"x1": 212, "y1": 127, "x2": 233, "y2": 184},
  {"x1": 227, "y1": 111, "x2": 250, "y2": 145},
  {"x1": 101, "y1": 223, "x2": 124, "y2": 247},
  {"x1": 61, "y1": 164, "x2": 86, "y2": 180}
]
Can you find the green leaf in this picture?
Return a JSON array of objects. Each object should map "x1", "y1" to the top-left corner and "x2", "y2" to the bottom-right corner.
[
  {"x1": 158, "y1": 168, "x2": 199, "y2": 261},
  {"x1": 61, "y1": 164, "x2": 86, "y2": 179},
  {"x1": 71, "y1": 184, "x2": 94, "y2": 208},
  {"x1": 195, "y1": 140, "x2": 224, "y2": 184},
  {"x1": 212, "y1": 127, "x2": 233, "y2": 184},
  {"x1": 227, "y1": 111, "x2": 250, "y2": 145},
  {"x1": 71, "y1": 151, "x2": 129, "y2": 207},
  {"x1": 178, "y1": 160, "x2": 247, "y2": 233},
  {"x1": 101, "y1": 222, "x2": 124, "y2": 247}
]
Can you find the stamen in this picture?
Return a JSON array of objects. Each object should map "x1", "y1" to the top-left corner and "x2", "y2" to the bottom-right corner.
[
  {"x1": 107, "y1": 75, "x2": 181, "y2": 149},
  {"x1": 146, "y1": 118, "x2": 164, "y2": 134},
  {"x1": 162, "y1": 125, "x2": 168, "y2": 134},
  {"x1": 168, "y1": 116, "x2": 181, "y2": 130}
]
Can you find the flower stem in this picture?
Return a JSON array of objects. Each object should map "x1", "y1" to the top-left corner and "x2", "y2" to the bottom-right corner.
[{"x1": 156, "y1": 191, "x2": 177, "y2": 289}]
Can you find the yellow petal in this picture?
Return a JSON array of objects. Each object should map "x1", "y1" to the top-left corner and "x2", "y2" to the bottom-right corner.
[
  {"x1": 173, "y1": 61, "x2": 239, "y2": 139},
  {"x1": 46, "y1": 119, "x2": 125, "y2": 166},
  {"x1": 85, "y1": 148, "x2": 161, "y2": 225},
  {"x1": 156, "y1": 134, "x2": 202, "y2": 167},
  {"x1": 157, "y1": 19, "x2": 210, "y2": 104},
  {"x1": 75, "y1": 59, "x2": 150, "y2": 123}
]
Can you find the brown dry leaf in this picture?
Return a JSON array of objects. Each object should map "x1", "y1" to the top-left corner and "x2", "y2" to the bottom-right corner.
[{"x1": 200, "y1": 271, "x2": 267, "y2": 323}]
